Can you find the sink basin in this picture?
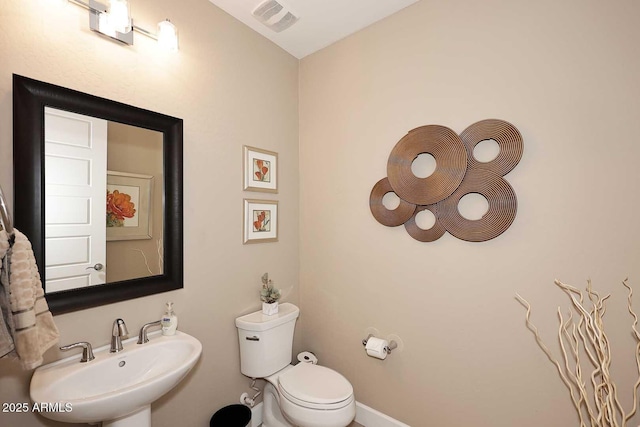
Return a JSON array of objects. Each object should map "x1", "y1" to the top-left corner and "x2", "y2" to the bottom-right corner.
[{"x1": 30, "y1": 330, "x2": 202, "y2": 426}]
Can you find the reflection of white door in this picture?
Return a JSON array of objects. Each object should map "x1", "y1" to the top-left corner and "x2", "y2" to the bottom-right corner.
[{"x1": 44, "y1": 107, "x2": 107, "y2": 292}]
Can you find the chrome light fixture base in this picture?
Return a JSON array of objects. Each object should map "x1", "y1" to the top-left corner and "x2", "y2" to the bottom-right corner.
[{"x1": 88, "y1": 0, "x2": 133, "y2": 45}]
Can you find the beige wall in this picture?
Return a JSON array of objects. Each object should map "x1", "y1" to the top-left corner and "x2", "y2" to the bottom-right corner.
[
  {"x1": 0, "y1": 0, "x2": 298, "y2": 426},
  {"x1": 107, "y1": 122, "x2": 164, "y2": 283},
  {"x1": 299, "y1": 0, "x2": 640, "y2": 426}
]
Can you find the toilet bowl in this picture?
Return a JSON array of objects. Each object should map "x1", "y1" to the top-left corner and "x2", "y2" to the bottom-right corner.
[
  {"x1": 235, "y1": 303, "x2": 356, "y2": 427},
  {"x1": 263, "y1": 363, "x2": 355, "y2": 427}
]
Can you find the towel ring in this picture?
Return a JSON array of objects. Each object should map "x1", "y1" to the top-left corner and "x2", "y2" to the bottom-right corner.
[{"x1": 0, "y1": 184, "x2": 14, "y2": 236}]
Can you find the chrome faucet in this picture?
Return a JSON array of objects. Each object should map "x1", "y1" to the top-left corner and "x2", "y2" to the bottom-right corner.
[
  {"x1": 137, "y1": 320, "x2": 162, "y2": 344},
  {"x1": 110, "y1": 318, "x2": 129, "y2": 353},
  {"x1": 60, "y1": 341, "x2": 95, "y2": 363}
]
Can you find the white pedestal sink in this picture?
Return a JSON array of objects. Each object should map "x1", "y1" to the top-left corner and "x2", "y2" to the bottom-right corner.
[{"x1": 30, "y1": 330, "x2": 202, "y2": 427}]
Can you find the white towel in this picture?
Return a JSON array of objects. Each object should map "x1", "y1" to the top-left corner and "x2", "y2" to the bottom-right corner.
[
  {"x1": 0, "y1": 229, "x2": 59, "y2": 370},
  {"x1": 0, "y1": 231, "x2": 14, "y2": 357}
]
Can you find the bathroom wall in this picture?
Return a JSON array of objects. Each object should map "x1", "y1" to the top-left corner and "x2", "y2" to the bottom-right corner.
[
  {"x1": 0, "y1": 0, "x2": 299, "y2": 426},
  {"x1": 299, "y1": 0, "x2": 640, "y2": 426}
]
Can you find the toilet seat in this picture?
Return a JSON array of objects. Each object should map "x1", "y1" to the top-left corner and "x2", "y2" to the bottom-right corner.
[{"x1": 278, "y1": 363, "x2": 354, "y2": 410}]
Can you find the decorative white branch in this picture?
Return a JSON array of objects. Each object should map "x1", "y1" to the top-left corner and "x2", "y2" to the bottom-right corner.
[
  {"x1": 156, "y1": 237, "x2": 163, "y2": 273},
  {"x1": 128, "y1": 238, "x2": 163, "y2": 276},
  {"x1": 130, "y1": 248, "x2": 154, "y2": 275},
  {"x1": 517, "y1": 279, "x2": 640, "y2": 427}
]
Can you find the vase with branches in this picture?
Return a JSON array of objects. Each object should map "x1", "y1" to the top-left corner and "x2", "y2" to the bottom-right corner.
[{"x1": 516, "y1": 279, "x2": 640, "y2": 427}]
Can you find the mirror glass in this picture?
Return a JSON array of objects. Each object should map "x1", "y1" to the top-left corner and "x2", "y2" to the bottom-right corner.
[
  {"x1": 45, "y1": 108, "x2": 164, "y2": 292},
  {"x1": 13, "y1": 74, "x2": 183, "y2": 314}
]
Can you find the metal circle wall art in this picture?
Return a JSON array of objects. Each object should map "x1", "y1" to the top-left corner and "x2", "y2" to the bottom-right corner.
[
  {"x1": 403, "y1": 205, "x2": 446, "y2": 242},
  {"x1": 434, "y1": 169, "x2": 518, "y2": 242},
  {"x1": 370, "y1": 119, "x2": 523, "y2": 243},
  {"x1": 460, "y1": 119, "x2": 523, "y2": 176},
  {"x1": 387, "y1": 125, "x2": 468, "y2": 205},
  {"x1": 369, "y1": 177, "x2": 417, "y2": 227}
]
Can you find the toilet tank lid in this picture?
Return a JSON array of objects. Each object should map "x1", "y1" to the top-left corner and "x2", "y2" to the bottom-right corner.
[{"x1": 235, "y1": 303, "x2": 299, "y2": 332}]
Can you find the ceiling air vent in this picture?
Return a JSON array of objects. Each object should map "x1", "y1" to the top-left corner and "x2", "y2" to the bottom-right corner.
[{"x1": 252, "y1": 0, "x2": 299, "y2": 33}]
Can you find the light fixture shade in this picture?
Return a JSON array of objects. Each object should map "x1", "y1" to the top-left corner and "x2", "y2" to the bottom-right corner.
[
  {"x1": 157, "y1": 19, "x2": 179, "y2": 51},
  {"x1": 108, "y1": 0, "x2": 131, "y2": 33},
  {"x1": 97, "y1": 11, "x2": 117, "y2": 37}
]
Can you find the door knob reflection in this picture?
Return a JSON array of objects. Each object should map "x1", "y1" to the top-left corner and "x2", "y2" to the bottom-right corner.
[{"x1": 86, "y1": 263, "x2": 104, "y2": 271}]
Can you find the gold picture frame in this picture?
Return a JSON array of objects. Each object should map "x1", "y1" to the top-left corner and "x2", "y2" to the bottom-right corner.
[
  {"x1": 243, "y1": 145, "x2": 278, "y2": 193},
  {"x1": 243, "y1": 199, "x2": 278, "y2": 244}
]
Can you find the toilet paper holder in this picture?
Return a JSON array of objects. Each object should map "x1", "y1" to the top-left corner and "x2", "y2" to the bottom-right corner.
[{"x1": 362, "y1": 334, "x2": 398, "y2": 355}]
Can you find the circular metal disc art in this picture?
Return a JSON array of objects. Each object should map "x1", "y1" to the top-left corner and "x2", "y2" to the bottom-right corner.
[
  {"x1": 404, "y1": 205, "x2": 446, "y2": 242},
  {"x1": 435, "y1": 169, "x2": 517, "y2": 242},
  {"x1": 371, "y1": 119, "x2": 522, "y2": 242},
  {"x1": 387, "y1": 125, "x2": 468, "y2": 205},
  {"x1": 460, "y1": 119, "x2": 523, "y2": 176},
  {"x1": 369, "y1": 177, "x2": 417, "y2": 227}
]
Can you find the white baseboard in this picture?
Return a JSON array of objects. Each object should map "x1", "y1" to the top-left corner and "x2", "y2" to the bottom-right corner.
[
  {"x1": 250, "y1": 401, "x2": 408, "y2": 427},
  {"x1": 355, "y1": 401, "x2": 411, "y2": 427}
]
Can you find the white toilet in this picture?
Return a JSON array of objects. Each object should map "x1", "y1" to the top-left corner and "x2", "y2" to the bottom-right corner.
[{"x1": 235, "y1": 303, "x2": 356, "y2": 427}]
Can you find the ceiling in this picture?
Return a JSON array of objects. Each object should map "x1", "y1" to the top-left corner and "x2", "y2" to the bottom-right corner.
[{"x1": 208, "y1": 0, "x2": 419, "y2": 59}]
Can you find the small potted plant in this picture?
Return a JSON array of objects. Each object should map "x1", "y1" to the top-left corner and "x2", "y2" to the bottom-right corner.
[{"x1": 260, "y1": 272, "x2": 281, "y2": 315}]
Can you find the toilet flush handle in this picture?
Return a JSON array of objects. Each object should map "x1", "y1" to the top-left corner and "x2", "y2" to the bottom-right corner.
[{"x1": 246, "y1": 336, "x2": 259, "y2": 341}]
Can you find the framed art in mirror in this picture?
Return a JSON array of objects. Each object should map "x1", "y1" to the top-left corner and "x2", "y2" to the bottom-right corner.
[{"x1": 106, "y1": 171, "x2": 154, "y2": 241}]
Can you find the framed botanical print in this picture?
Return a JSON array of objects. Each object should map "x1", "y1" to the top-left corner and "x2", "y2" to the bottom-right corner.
[
  {"x1": 243, "y1": 199, "x2": 278, "y2": 244},
  {"x1": 106, "y1": 171, "x2": 153, "y2": 241},
  {"x1": 243, "y1": 145, "x2": 278, "y2": 193}
]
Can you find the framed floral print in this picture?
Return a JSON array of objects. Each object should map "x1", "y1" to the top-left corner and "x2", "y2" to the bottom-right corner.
[
  {"x1": 243, "y1": 199, "x2": 278, "y2": 244},
  {"x1": 106, "y1": 171, "x2": 153, "y2": 241},
  {"x1": 243, "y1": 145, "x2": 278, "y2": 193}
]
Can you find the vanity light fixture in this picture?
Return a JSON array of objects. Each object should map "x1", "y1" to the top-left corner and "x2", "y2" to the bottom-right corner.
[
  {"x1": 157, "y1": 19, "x2": 179, "y2": 51},
  {"x1": 106, "y1": 0, "x2": 131, "y2": 34},
  {"x1": 67, "y1": 0, "x2": 179, "y2": 51}
]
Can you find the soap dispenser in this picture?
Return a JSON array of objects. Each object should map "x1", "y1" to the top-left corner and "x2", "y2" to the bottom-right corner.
[{"x1": 161, "y1": 302, "x2": 178, "y2": 336}]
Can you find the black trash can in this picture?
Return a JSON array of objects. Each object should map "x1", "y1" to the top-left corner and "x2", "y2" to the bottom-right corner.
[{"x1": 209, "y1": 404, "x2": 252, "y2": 427}]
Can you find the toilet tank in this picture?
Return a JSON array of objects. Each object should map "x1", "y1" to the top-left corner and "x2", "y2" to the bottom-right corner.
[{"x1": 235, "y1": 303, "x2": 300, "y2": 378}]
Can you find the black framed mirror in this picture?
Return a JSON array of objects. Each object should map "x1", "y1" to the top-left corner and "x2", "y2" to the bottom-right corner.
[{"x1": 13, "y1": 74, "x2": 183, "y2": 314}]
